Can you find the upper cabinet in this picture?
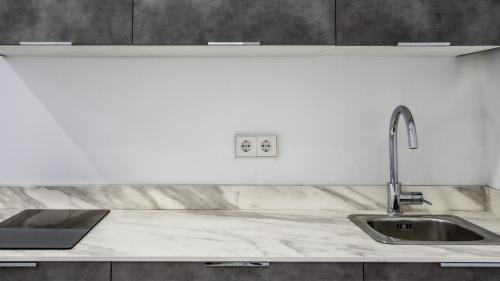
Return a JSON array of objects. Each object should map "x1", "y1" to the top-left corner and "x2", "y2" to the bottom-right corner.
[
  {"x1": 0, "y1": 0, "x2": 499, "y2": 55},
  {"x1": 336, "y1": 0, "x2": 500, "y2": 46},
  {"x1": 132, "y1": 0, "x2": 335, "y2": 45},
  {"x1": 0, "y1": 0, "x2": 132, "y2": 45}
]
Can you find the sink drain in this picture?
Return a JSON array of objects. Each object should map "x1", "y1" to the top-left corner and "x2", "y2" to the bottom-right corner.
[{"x1": 396, "y1": 223, "x2": 413, "y2": 230}]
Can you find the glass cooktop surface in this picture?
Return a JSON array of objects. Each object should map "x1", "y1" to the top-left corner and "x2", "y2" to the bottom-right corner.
[{"x1": 0, "y1": 209, "x2": 109, "y2": 249}]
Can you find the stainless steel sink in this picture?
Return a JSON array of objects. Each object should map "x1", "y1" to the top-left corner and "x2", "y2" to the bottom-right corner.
[{"x1": 349, "y1": 214, "x2": 500, "y2": 245}]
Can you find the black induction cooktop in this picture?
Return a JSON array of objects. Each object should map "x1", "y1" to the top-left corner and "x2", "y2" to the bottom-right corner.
[{"x1": 0, "y1": 209, "x2": 109, "y2": 249}]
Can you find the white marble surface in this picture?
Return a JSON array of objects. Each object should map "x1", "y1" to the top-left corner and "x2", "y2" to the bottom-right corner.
[
  {"x1": 1, "y1": 209, "x2": 500, "y2": 262},
  {"x1": 0, "y1": 185, "x2": 492, "y2": 212}
]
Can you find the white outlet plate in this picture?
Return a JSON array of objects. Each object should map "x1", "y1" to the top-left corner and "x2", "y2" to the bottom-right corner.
[
  {"x1": 235, "y1": 136, "x2": 257, "y2": 157},
  {"x1": 257, "y1": 135, "x2": 277, "y2": 157}
]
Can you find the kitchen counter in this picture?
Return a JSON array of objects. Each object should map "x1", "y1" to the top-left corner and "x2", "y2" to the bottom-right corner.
[{"x1": 1, "y1": 209, "x2": 500, "y2": 262}]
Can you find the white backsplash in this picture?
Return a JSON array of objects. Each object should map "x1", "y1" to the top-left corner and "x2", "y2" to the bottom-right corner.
[{"x1": 0, "y1": 56, "x2": 487, "y2": 185}]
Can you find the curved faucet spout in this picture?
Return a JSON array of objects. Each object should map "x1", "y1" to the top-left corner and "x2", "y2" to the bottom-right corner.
[
  {"x1": 387, "y1": 105, "x2": 421, "y2": 216},
  {"x1": 389, "y1": 105, "x2": 418, "y2": 185}
]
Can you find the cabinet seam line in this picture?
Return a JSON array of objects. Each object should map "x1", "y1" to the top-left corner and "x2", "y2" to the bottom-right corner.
[
  {"x1": 131, "y1": 0, "x2": 134, "y2": 44},
  {"x1": 334, "y1": 0, "x2": 337, "y2": 44}
]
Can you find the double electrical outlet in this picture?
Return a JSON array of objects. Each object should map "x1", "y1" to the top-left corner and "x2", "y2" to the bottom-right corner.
[{"x1": 235, "y1": 135, "x2": 278, "y2": 157}]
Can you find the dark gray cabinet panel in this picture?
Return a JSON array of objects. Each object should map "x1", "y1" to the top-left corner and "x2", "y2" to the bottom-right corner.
[
  {"x1": 112, "y1": 262, "x2": 363, "y2": 281},
  {"x1": 112, "y1": 262, "x2": 268, "y2": 281},
  {"x1": 336, "y1": 0, "x2": 500, "y2": 46},
  {"x1": 0, "y1": 262, "x2": 110, "y2": 281},
  {"x1": 268, "y1": 263, "x2": 363, "y2": 281},
  {"x1": 364, "y1": 263, "x2": 500, "y2": 281},
  {"x1": 133, "y1": 0, "x2": 335, "y2": 45},
  {"x1": 0, "y1": 0, "x2": 132, "y2": 45}
]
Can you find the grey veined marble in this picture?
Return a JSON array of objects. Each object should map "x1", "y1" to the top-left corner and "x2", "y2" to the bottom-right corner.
[
  {"x1": 1, "y1": 209, "x2": 500, "y2": 262},
  {"x1": 0, "y1": 185, "x2": 499, "y2": 262},
  {"x1": 0, "y1": 185, "x2": 495, "y2": 212}
]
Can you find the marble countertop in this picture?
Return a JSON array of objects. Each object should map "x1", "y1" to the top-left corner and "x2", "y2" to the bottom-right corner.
[{"x1": 1, "y1": 209, "x2": 500, "y2": 262}]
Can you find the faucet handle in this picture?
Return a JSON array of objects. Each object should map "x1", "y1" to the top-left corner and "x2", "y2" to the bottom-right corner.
[
  {"x1": 410, "y1": 192, "x2": 432, "y2": 205},
  {"x1": 400, "y1": 192, "x2": 432, "y2": 206}
]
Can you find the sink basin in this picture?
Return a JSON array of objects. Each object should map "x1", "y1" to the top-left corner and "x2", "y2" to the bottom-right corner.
[{"x1": 349, "y1": 214, "x2": 500, "y2": 244}]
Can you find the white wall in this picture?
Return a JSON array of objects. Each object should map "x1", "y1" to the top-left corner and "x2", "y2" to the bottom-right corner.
[
  {"x1": 0, "y1": 56, "x2": 486, "y2": 185},
  {"x1": 477, "y1": 49, "x2": 500, "y2": 189}
]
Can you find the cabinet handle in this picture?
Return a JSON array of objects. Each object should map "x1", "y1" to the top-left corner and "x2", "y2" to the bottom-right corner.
[
  {"x1": 0, "y1": 262, "x2": 37, "y2": 267},
  {"x1": 204, "y1": 262, "x2": 269, "y2": 267},
  {"x1": 208, "y1": 42, "x2": 260, "y2": 46},
  {"x1": 397, "y1": 42, "x2": 450, "y2": 47},
  {"x1": 19, "y1": 42, "x2": 72, "y2": 46},
  {"x1": 441, "y1": 263, "x2": 500, "y2": 268}
]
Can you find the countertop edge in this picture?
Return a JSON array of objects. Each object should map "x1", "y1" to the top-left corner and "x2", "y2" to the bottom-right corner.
[{"x1": 2, "y1": 257, "x2": 500, "y2": 263}]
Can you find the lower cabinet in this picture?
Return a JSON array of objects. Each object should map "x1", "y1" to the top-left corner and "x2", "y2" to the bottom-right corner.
[
  {"x1": 111, "y1": 262, "x2": 363, "y2": 281},
  {"x1": 0, "y1": 262, "x2": 110, "y2": 281},
  {"x1": 364, "y1": 263, "x2": 500, "y2": 281},
  {"x1": 2, "y1": 261, "x2": 499, "y2": 280}
]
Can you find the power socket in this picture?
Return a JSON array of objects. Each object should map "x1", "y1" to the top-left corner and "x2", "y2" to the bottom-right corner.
[
  {"x1": 235, "y1": 135, "x2": 257, "y2": 157},
  {"x1": 257, "y1": 136, "x2": 277, "y2": 157},
  {"x1": 235, "y1": 134, "x2": 277, "y2": 157}
]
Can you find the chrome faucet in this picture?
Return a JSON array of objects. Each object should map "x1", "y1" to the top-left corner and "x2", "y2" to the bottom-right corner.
[{"x1": 387, "y1": 105, "x2": 431, "y2": 216}]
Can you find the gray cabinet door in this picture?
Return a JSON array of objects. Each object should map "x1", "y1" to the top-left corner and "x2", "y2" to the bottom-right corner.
[
  {"x1": 0, "y1": 0, "x2": 132, "y2": 45},
  {"x1": 133, "y1": 0, "x2": 335, "y2": 45},
  {"x1": 0, "y1": 262, "x2": 110, "y2": 281},
  {"x1": 112, "y1": 262, "x2": 363, "y2": 281},
  {"x1": 336, "y1": 0, "x2": 500, "y2": 46},
  {"x1": 364, "y1": 263, "x2": 500, "y2": 281},
  {"x1": 268, "y1": 263, "x2": 363, "y2": 281}
]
